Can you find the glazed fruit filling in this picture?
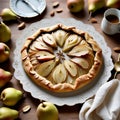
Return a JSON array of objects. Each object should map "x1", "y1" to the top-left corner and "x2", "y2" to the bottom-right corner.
[{"x1": 28, "y1": 29, "x2": 94, "y2": 85}]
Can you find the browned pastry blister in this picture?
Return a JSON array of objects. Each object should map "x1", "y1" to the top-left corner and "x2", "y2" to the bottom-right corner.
[{"x1": 21, "y1": 24, "x2": 103, "y2": 93}]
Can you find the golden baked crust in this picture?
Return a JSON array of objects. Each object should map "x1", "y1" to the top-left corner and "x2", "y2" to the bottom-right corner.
[{"x1": 21, "y1": 24, "x2": 102, "y2": 93}]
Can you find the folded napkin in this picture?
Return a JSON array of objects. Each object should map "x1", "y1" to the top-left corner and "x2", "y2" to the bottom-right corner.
[{"x1": 79, "y1": 79, "x2": 120, "y2": 120}]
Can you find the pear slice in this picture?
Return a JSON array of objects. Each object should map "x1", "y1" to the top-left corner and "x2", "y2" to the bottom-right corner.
[
  {"x1": 68, "y1": 44, "x2": 90, "y2": 57},
  {"x1": 78, "y1": 67, "x2": 88, "y2": 76},
  {"x1": 71, "y1": 57, "x2": 90, "y2": 69},
  {"x1": 36, "y1": 51, "x2": 55, "y2": 62},
  {"x1": 52, "y1": 64, "x2": 67, "y2": 83},
  {"x1": 87, "y1": 54, "x2": 94, "y2": 68},
  {"x1": 35, "y1": 59, "x2": 57, "y2": 77},
  {"x1": 53, "y1": 30, "x2": 68, "y2": 47},
  {"x1": 66, "y1": 75, "x2": 74, "y2": 84},
  {"x1": 30, "y1": 57, "x2": 39, "y2": 67},
  {"x1": 29, "y1": 41, "x2": 38, "y2": 51},
  {"x1": 63, "y1": 34, "x2": 81, "y2": 52},
  {"x1": 64, "y1": 60, "x2": 78, "y2": 77},
  {"x1": 34, "y1": 37, "x2": 53, "y2": 53},
  {"x1": 80, "y1": 40, "x2": 91, "y2": 47},
  {"x1": 42, "y1": 33, "x2": 57, "y2": 48}
]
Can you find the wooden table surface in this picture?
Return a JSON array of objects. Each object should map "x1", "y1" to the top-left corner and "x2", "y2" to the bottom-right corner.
[{"x1": 0, "y1": 0, "x2": 120, "y2": 120}]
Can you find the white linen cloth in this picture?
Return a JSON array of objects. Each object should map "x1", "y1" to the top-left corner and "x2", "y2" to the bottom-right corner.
[{"x1": 79, "y1": 79, "x2": 120, "y2": 120}]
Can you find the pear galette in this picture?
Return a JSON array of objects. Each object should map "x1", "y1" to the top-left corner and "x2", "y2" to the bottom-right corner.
[{"x1": 21, "y1": 24, "x2": 103, "y2": 93}]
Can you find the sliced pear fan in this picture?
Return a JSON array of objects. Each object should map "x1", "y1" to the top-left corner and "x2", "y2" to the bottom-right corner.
[
  {"x1": 35, "y1": 60, "x2": 57, "y2": 77},
  {"x1": 52, "y1": 64, "x2": 67, "y2": 83},
  {"x1": 64, "y1": 60, "x2": 78, "y2": 77},
  {"x1": 34, "y1": 37, "x2": 53, "y2": 53},
  {"x1": 53, "y1": 30, "x2": 68, "y2": 47},
  {"x1": 36, "y1": 51, "x2": 55, "y2": 62},
  {"x1": 71, "y1": 57, "x2": 90, "y2": 69},
  {"x1": 42, "y1": 33, "x2": 57, "y2": 48},
  {"x1": 68, "y1": 44, "x2": 90, "y2": 57},
  {"x1": 63, "y1": 34, "x2": 81, "y2": 52}
]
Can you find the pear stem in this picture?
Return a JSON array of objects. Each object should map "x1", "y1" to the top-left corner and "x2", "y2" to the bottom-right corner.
[
  {"x1": 41, "y1": 101, "x2": 46, "y2": 108},
  {"x1": 88, "y1": 11, "x2": 92, "y2": 21},
  {"x1": 40, "y1": 100, "x2": 45, "y2": 107},
  {"x1": 0, "y1": 17, "x2": 3, "y2": 23},
  {"x1": 17, "y1": 17, "x2": 23, "y2": 24}
]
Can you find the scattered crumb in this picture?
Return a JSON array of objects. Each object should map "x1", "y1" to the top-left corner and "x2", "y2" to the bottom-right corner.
[
  {"x1": 52, "y1": 1, "x2": 59, "y2": 8},
  {"x1": 90, "y1": 18, "x2": 98, "y2": 23},
  {"x1": 113, "y1": 47, "x2": 120, "y2": 53}
]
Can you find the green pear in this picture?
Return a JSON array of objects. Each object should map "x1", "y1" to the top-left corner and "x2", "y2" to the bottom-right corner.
[
  {"x1": 0, "y1": 21, "x2": 11, "y2": 43},
  {"x1": 0, "y1": 68, "x2": 12, "y2": 88},
  {"x1": 106, "y1": 0, "x2": 120, "y2": 8},
  {"x1": 88, "y1": 0, "x2": 106, "y2": 13},
  {"x1": 67, "y1": 0, "x2": 84, "y2": 13},
  {"x1": 36, "y1": 101, "x2": 59, "y2": 120},
  {"x1": 0, "y1": 42, "x2": 10, "y2": 63},
  {"x1": 0, "y1": 8, "x2": 18, "y2": 21},
  {"x1": 1, "y1": 87, "x2": 23, "y2": 106},
  {"x1": 0, "y1": 107, "x2": 19, "y2": 120}
]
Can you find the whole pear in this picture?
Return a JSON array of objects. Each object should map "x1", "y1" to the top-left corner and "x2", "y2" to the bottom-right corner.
[
  {"x1": 106, "y1": 0, "x2": 120, "y2": 8},
  {"x1": 0, "y1": 107, "x2": 19, "y2": 120},
  {"x1": 67, "y1": 0, "x2": 84, "y2": 13},
  {"x1": 0, "y1": 68, "x2": 12, "y2": 88},
  {"x1": 1, "y1": 87, "x2": 23, "y2": 106},
  {"x1": 0, "y1": 42, "x2": 10, "y2": 63},
  {"x1": 0, "y1": 8, "x2": 18, "y2": 21},
  {"x1": 36, "y1": 101, "x2": 59, "y2": 120},
  {"x1": 88, "y1": 0, "x2": 106, "y2": 13},
  {"x1": 0, "y1": 21, "x2": 11, "y2": 42}
]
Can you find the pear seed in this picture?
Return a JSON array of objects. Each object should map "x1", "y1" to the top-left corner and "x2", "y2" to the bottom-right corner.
[{"x1": 22, "y1": 105, "x2": 31, "y2": 113}]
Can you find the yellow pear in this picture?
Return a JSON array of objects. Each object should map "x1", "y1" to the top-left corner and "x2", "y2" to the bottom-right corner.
[
  {"x1": 0, "y1": 8, "x2": 18, "y2": 21},
  {"x1": 106, "y1": 0, "x2": 120, "y2": 8},
  {"x1": 0, "y1": 21, "x2": 11, "y2": 42},
  {"x1": 0, "y1": 107, "x2": 19, "y2": 120},
  {"x1": 36, "y1": 102, "x2": 59, "y2": 120},
  {"x1": 1, "y1": 87, "x2": 23, "y2": 106},
  {"x1": 0, "y1": 68, "x2": 12, "y2": 88},
  {"x1": 67, "y1": 0, "x2": 84, "y2": 13},
  {"x1": 88, "y1": 0, "x2": 106, "y2": 13},
  {"x1": 0, "y1": 42, "x2": 10, "y2": 63}
]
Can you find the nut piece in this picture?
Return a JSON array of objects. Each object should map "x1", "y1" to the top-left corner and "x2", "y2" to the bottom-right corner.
[
  {"x1": 113, "y1": 47, "x2": 120, "y2": 53},
  {"x1": 53, "y1": 1, "x2": 59, "y2": 8},
  {"x1": 22, "y1": 105, "x2": 31, "y2": 113},
  {"x1": 56, "y1": 9, "x2": 63, "y2": 13},
  {"x1": 18, "y1": 22, "x2": 26, "y2": 30},
  {"x1": 90, "y1": 18, "x2": 98, "y2": 23},
  {"x1": 50, "y1": 11, "x2": 55, "y2": 17}
]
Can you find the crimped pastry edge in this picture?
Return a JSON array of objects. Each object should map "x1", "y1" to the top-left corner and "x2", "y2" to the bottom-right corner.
[{"x1": 21, "y1": 24, "x2": 103, "y2": 93}]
